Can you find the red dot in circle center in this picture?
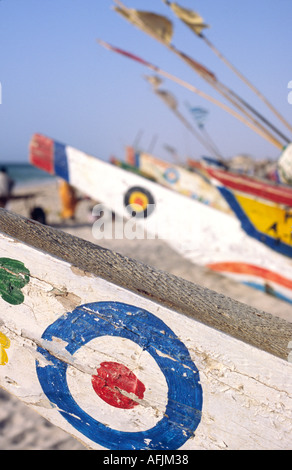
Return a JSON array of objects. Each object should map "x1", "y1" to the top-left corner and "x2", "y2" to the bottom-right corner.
[
  {"x1": 133, "y1": 197, "x2": 144, "y2": 206},
  {"x1": 91, "y1": 361, "x2": 146, "y2": 409}
]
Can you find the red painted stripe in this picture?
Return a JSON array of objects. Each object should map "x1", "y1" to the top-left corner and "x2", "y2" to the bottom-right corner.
[
  {"x1": 92, "y1": 362, "x2": 146, "y2": 409},
  {"x1": 208, "y1": 262, "x2": 292, "y2": 290},
  {"x1": 107, "y1": 43, "x2": 151, "y2": 67},
  {"x1": 125, "y1": 146, "x2": 135, "y2": 166},
  {"x1": 29, "y1": 134, "x2": 54, "y2": 174},
  {"x1": 205, "y1": 168, "x2": 292, "y2": 206},
  {"x1": 178, "y1": 51, "x2": 217, "y2": 82},
  {"x1": 187, "y1": 160, "x2": 204, "y2": 171}
]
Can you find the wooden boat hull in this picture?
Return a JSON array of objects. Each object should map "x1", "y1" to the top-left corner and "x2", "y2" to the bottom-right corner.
[
  {"x1": 202, "y1": 165, "x2": 292, "y2": 259},
  {"x1": 0, "y1": 210, "x2": 291, "y2": 450},
  {"x1": 29, "y1": 134, "x2": 292, "y2": 305},
  {"x1": 125, "y1": 147, "x2": 232, "y2": 213}
]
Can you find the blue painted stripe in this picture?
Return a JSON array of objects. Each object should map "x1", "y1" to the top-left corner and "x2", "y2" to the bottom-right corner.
[
  {"x1": 202, "y1": 156, "x2": 228, "y2": 170},
  {"x1": 242, "y1": 281, "x2": 292, "y2": 305},
  {"x1": 54, "y1": 141, "x2": 69, "y2": 182},
  {"x1": 218, "y1": 186, "x2": 292, "y2": 259},
  {"x1": 163, "y1": 167, "x2": 180, "y2": 184},
  {"x1": 134, "y1": 152, "x2": 140, "y2": 168}
]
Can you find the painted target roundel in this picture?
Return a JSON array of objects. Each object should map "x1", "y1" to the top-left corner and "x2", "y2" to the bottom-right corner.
[
  {"x1": 163, "y1": 167, "x2": 179, "y2": 184},
  {"x1": 124, "y1": 186, "x2": 155, "y2": 218},
  {"x1": 36, "y1": 302, "x2": 202, "y2": 450}
]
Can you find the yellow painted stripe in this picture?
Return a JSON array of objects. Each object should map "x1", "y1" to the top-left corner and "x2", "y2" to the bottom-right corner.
[{"x1": 235, "y1": 193, "x2": 292, "y2": 244}]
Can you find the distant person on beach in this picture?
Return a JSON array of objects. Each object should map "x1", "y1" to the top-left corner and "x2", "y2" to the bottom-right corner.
[
  {"x1": 0, "y1": 167, "x2": 14, "y2": 208},
  {"x1": 59, "y1": 180, "x2": 78, "y2": 220}
]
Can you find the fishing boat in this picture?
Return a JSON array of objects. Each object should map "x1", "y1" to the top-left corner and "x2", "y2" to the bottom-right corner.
[
  {"x1": 189, "y1": 158, "x2": 292, "y2": 260},
  {"x1": 29, "y1": 133, "x2": 292, "y2": 305},
  {"x1": 124, "y1": 146, "x2": 232, "y2": 214},
  {"x1": 2, "y1": 2, "x2": 292, "y2": 452},
  {"x1": 122, "y1": 147, "x2": 292, "y2": 259},
  {"x1": 110, "y1": 155, "x2": 156, "y2": 182},
  {"x1": 0, "y1": 208, "x2": 291, "y2": 450},
  {"x1": 122, "y1": 147, "x2": 292, "y2": 260},
  {"x1": 98, "y1": 4, "x2": 292, "y2": 279}
]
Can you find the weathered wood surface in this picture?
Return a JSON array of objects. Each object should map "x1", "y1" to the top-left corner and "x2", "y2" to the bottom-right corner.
[
  {"x1": 125, "y1": 149, "x2": 292, "y2": 259},
  {"x1": 0, "y1": 209, "x2": 291, "y2": 450},
  {"x1": 124, "y1": 147, "x2": 231, "y2": 213},
  {"x1": 201, "y1": 163, "x2": 292, "y2": 259},
  {"x1": 29, "y1": 133, "x2": 292, "y2": 305}
]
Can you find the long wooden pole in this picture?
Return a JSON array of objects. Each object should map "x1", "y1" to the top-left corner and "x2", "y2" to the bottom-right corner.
[
  {"x1": 150, "y1": 85, "x2": 224, "y2": 158},
  {"x1": 170, "y1": 43, "x2": 285, "y2": 148},
  {"x1": 201, "y1": 34, "x2": 292, "y2": 134},
  {"x1": 223, "y1": 83, "x2": 291, "y2": 144},
  {"x1": 201, "y1": 74, "x2": 287, "y2": 148},
  {"x1": 172, "y1": 106, "x2": 223, "y2": 159},
  {"x1": 98, "y1": 40, "x2": 283, "y2": 149},
  {"x1": 111, "y1": 1, "x2": 285, "y2": 148},
  {"x1": 161, "y1": 0, "x2": 292, "y2": 135}
]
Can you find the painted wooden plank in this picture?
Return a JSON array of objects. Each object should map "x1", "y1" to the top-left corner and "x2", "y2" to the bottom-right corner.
[
  {"x1": 29, "y1": 133, "x2": 292, "y2": 305},
  {"x1": 0, "y1": 209, "x2": 291, "y2": 450},
  {"x1": 110, "y1": 156, "x2": 156, "y2": 182},
  {"x1": 124, "y1": 146, "x2": 232, "y2": 214},
  {"x1": 218, "y1": 188, "x2": 292, "y2": 258},
  {"x1": 119, "y1": 150, "x2": 292, "y2": 257},
  {"x1": 198, "y1": 164, "x2": 292, "y2": 259},
  {"x1": 204, "y1": 166, "x2": 292, "y2": 206}
]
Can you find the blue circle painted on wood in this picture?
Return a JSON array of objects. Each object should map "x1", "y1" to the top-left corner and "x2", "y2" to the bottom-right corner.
[
  {"x1": 36, "y1": 301, "x2": 202, "y2": 450},
  {"x1": 163, "y1": 168, "x2": 179, "y2": 184}
]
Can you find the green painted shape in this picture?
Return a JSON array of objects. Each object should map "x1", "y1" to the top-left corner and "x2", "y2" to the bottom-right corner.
[{"x1": 0, "y1": 258, "x2": 30, "y2": 305}]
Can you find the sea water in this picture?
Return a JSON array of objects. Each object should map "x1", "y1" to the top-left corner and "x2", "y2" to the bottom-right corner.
[{"x1": 0, "y1": 163, "x2": 56, "y2": 187}]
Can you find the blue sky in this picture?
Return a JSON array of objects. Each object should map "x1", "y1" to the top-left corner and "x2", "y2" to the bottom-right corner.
[{"x1": 0, "y1": 0, "x2": 291, "y2": 164}]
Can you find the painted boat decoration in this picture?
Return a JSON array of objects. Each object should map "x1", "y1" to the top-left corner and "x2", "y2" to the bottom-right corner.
[
  {"x1": 199, "y1": 162, "x2": 292, "y2": 259},
  {"x1": 109, "y1": 155, "x2": 156, "y2": 182},
  {"x1": 0, "y1": 209, "x2": 291, "y2": 450},
  {"x1": 29, "y1": 133, "x2": 292, "y2": 305},
  {"x1": 125, "y1": 146, "x2": 232, "y2": 214}
]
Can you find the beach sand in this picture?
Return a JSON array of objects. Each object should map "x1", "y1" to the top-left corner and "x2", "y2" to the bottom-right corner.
[{"x1": 0, "y1": 180, "x2": 291, "y2": 450}]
